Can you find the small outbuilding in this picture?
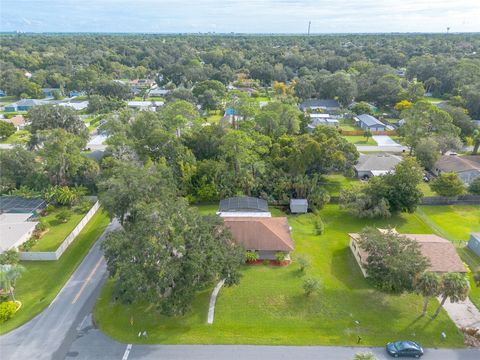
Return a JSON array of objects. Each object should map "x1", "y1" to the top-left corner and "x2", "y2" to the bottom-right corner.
[
  {"x1": 468, "y1": 233, "x2": 480, "y2": 257},
  {"x1": 290, "y1": 199, "x2": 308, "y2": 214}
]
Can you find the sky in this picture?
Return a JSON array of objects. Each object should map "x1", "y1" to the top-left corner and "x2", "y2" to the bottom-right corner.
[{"x1": 1, "y1": 0, "x2": 480, "y2": 34}]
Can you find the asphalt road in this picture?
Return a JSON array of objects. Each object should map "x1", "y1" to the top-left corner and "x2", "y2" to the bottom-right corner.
[
  {"x1": 67, "y1": 316, "x2": 480, "y2": 360},
  {"x1": 0, "y1": 219, "x2": 120, "y2": 360}
]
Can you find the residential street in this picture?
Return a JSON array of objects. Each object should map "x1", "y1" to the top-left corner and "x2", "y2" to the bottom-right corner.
[{"x1": 0, "y1": 219, "x2": 120, "y2": 360}]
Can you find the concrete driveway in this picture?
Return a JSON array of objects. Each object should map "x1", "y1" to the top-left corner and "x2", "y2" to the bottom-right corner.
[{"x1": 372, "y1": 135, "x2": 401, "y2": 147}]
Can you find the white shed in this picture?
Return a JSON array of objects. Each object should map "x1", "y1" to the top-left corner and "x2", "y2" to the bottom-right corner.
[{"x1": 290, "y1": 199, "x2": 308, "y2": 214}]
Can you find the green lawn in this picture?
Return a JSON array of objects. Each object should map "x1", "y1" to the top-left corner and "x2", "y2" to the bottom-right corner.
[
  {"x1": 95, "y1": 205, "x2": 462, "y2": 347},
  {"x1": 320, "y1": 174, "x2": 361, "y2": 196},
  {"x1": 29, "y1": 205, "x2": 92, "y2": 252},
  {"x1": 339, "y1": 124, "x2": 358, "y2": 131},
  {"x1": 344, "y1": 136, "x2": 377, "y2": 145},
  {"x1": 0, "y1": 130, "x2": 31, "y2": 145},
  {"x1": 1, "y1": 209, "x2": 110, "y2": 334},
  {"x1": 417, "y1": 205, "x2": 480, "y2": 308},
  {"x1": 418, "y1": 182, "x2": 436, "y2": 197}
]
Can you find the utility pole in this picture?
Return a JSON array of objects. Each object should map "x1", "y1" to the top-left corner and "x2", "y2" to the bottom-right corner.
[{"x1": 308, "y1": 21, "x2": 311, "y2": 36}]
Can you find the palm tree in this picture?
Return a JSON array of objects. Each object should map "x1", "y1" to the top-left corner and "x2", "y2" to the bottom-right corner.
[
  {"x1": 415, "y1": 272, "x2": 441, "y2": 316},
  {"x1": 433, "y1": 272, "x2": 470, "y2": 319},
  {"x1": 0, "y1": 264, "x2": 26, "y2": 302},
  {"x1": 473, "y1": 129, "x2": 480, "y2": 155}
]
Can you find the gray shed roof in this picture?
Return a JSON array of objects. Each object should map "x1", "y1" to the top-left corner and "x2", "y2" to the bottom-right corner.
[
  {"x1": 290, "y1": 199, "x2": 308, "y2": 206},
  {"x1": 219, "y1": 197, "x2": 269, "y2": 213},
  {"x1": 355, "y1": 154, "x2": 402, "y2": 172},
  {"x1": 355, "y1": 114, "x2": 385, "y2": 127}
]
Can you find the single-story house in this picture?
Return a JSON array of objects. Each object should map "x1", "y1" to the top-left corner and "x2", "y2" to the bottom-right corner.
[
  {"x1": 349, "y1": 231, "x2": 466, "y2": 277},
  {"x1": 223, "y1": 217, "x2": 294, "y2": 260},
  {"x1": 217, "y1": 196, "x2": 271, "y2": 218},
  {"x1": 468, "y1": 233, "x2": 480, "y2": 257},
  {"x1": 149, "y1": 88, "x2": 170, "y2": 97},
  {"x1": 58, "y1": 101, "x2": 89, "y2": 111},
  {"x1": 433, "y1": 154, "x2": 480, "y2": 185},
  {"x1": 4, "y1": 99, "x2": 48, "y2": 112},
  {"x1": 354, "y1": 114, "x2": 386, "y2": 132},
  {"x1": 354, "y1": 154, "x2": 402, "y2": 179},
  {"x1": 69, "y1": 90, "x2": 85, "y2": 97},
  {"x1": 2, "y1": 115, "x2": 26, "y2": 130},
  {"x1": 307, "y1": 113, "x2": 339, "y2": 130},
  {"x1": 290, "y1": 199, "x2": 308, "y2": 213},
  {"x1": 127, "y1": 101, "x2": 164, "y2": 112},
  {"x1": 0, "y1": 196, "x2": 46, "y2": 253},
  {"x1": 299, "y1": 99, "x2": 340, "y2": 113},
  {"x1": 42, "y1": 88, "x2": 62, "y2": 98}
]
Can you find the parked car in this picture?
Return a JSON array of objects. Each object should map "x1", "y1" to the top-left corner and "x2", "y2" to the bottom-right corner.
[{"x1": 386, "y1": 341, "x2": 424, "y2": 358}]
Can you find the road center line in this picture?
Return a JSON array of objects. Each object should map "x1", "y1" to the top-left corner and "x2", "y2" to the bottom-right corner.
[
  {"x1": 122, "y1": 344, "x2": 132, "y2": 360},
  {"x1": 71, "y1": 257, "x2": 103, "y2": 304}
]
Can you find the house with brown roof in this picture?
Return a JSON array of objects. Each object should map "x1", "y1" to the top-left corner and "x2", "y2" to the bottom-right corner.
[
  {"x1": 223, "y1": 217, "x2": 294, "y2": 261},
  {"x1": 433, "y1": 154, "x2": 480, "y2": 185},
  {"x1": 2, "y1": 115, "x2": 27, "y2": 130},
  {"x1": 349, "y1": 231, "x2": 466, "y2": 277}
]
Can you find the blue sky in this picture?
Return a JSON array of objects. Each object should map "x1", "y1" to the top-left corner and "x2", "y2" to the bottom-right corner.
[{"x1": 1, "y1": 0, "x2": 479, "y2": 33}]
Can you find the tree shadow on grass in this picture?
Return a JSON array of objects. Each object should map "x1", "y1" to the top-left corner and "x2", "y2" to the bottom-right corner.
[{"x1": 330, "y1": 247, "x2": 370, "y2": 290}]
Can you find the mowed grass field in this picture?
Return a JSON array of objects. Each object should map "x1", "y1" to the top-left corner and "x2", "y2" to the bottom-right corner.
[
  {"x1": 94, "y1": 205, "x2": 463, "y2": 347},
  {"x1": 0, "y1": 209, "x2": 110, "y2": 334}
]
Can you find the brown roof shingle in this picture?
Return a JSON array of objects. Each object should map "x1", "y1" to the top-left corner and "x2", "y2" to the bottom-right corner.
[
  {"x1": 223, "y1": 217, "x2": 294, "y2": 252},
  {"x1": 349, "y1": 233, "x2": 466, "y2": 273}
]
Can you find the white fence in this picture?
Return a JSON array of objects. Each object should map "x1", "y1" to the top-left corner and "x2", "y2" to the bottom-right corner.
[{"x1": 19, "y1": 201, "x2": 100, "y2": 261}]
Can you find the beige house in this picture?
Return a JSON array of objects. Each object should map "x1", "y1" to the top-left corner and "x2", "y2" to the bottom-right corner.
[{"x1": 349, "y1": 231, "x2": 466, "y2": 277}]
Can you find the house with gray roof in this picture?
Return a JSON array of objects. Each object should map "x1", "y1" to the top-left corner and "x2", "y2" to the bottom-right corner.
[
  {"x1": 299, "y1": 99, "x2": 340, "y2": 112},
  {"x1": 354, "y1": 114, "x2": 386, "y2": 131},
  {"x1": 354, "y1": 154, "x2": 402, "y2": 179},
  {"x1": 4, "y1": 99, "x2": 48, "y2": 112},
  {"x1": 433, "y1": 155, "x2": 480, "y2": 185},
  {"x1": 149, "y1": 88, "x2": 170, "y2": 97}
]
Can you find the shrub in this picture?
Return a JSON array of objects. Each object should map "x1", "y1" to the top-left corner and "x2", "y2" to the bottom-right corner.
[
  {"x1": 262, "y1": 259, "x2": 270, "y2": 266},
  {"x1": 0, "y1": 301, "x2": 17, "y2": 322},
  {"x1": 430, "y1": 172, "x2": 466, "y2": 197},
  {"x1": 43, "y1": 204, "x2": 56, "y2": 215},
  {"x1": 297, "y1": 255, "x2": 310, "y2": 272},
  {"x1": 468, "y1": 177, "x2": 480, "y2": 195},
  {"x1": 19, "y1": 237, "x2": 37, "y2": 252},
  {"x1": 302, "y1": 277, "x2": 321, "y2": 297},
  {"x1": 353, "y1": 352, "x2": 377, "y2": 360},
  {"x1": 314, "y1": 213, "x2": 324, "y2": 235},
  {"x1": 35, "y1": 219, "x2": 48, "y2": 232},
  {"x1": 275, "y1": 251, "x2": 287, "y2": 262},
  {"x1": 245, "y1": 251, "x2": 259, "y2": 262},
  {"x1": 0, "y1": 250, "x2": 19, "y2": 265},
  {"x1": 74, "y1": 199, "x2": 93, "y2": 214},
  {"x1": 56, "y1": 209, "x2": 72, "y2": 223}
]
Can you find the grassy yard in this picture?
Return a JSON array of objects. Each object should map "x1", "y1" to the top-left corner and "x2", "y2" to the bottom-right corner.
[
  {"x1": 29, "y1": 205, "x2": 92, "y2": 252},
  {"x1": 344, "y1": 136, "x2": 377, "y2": 145},
  {"x1": 418, "y1": 182, "x2": 436, "y2": 197},
  {"x1": 0, "y1": 130, "x2": 31, "y2": 145},
  {"x1": 95, "y1": 205, "x2": 463, "y2": 347},
  {"x1": 417, "y1": 205, "x2": 480, "y2": 308},
  {"x1": 320, "y1": 174, "x2": 361, "y2": 196},
  {"x1": 1, "y1": 209, "x2": 110, "y2": 334}
]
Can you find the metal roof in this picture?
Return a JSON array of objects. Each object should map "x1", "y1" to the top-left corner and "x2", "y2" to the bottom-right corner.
[
  {"x1": 300, "y1": 99, "x2": 340, "y2": 110},
  {"x1": 219, "y1": 197, "x2": 269, "y2": 213},
  {"x1": 355, "y1": 114, "x2": 385, "y2": 127},
  {"x1": 355, "y1": 154, "x2": 402, "y2": 172}
]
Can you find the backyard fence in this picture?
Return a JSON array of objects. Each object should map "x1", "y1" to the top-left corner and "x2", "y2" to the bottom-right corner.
[
  {"x1": 19, "y1": 200, "x2": 100, "y2": 261},
  {"x1": 421, "y1": 195, "x2": 480, "y2": 205}
]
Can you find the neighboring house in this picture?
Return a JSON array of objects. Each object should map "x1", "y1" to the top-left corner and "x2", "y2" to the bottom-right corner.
[
  {"x1": 58, "y1": 101, "x2": 89, "y2": 111},
  {"x1": 354, "y1": 154, "x2": 402, "y2": 179},
  {"x1": 433, "y1": 154, "x2": 480, "y2": 185},
  {"x1": 0, "y1": 90, "x2": 5, "y2": 97},
  {"x1": 4, "y1": 99, "x2": 48, "y2": 112},
  {"x1": 349, "y1": 231, "x2": 466, "y2": 277},
  {"x1": 42, "y1": 88, "x2": 62, "y2": 98},
  {"x1": 2, "y1": 115, "x2": 26, "y2": 130},
  {"x1": 473, "y1": 120, "x2": 480, "y2": 128},
  {"x1": 354, "y1": 114, "x2": 386, "y2": 131},
  {"x1": 307, "y1": 113, "x2": 339, "y2": 131},
  {"x1": 0, "y1": 196, "x2": 46, "y2": 253},
  {"x1": 223, "y1": 217, "x2": 294, "y2": 260},
  {"x1": 127, "y1": 101, "x2": 164, "y2": 111},
  {"x1": 290, "y1": 199, "x2": 308, "y2": 214},
  {"x1": 149, "y1": 88, "x2": 170, "y2": 97},
  {"x1": 217, "y1": 196, "x2": 271, "y2": 218},
  {"x1": 69, "y1": 90, "x2": 85, "y2": 97},
  {"x1": 468, "y1": 233, "x2": 480, "y2": 257},
  {"x1": 299, "y1": 99, "x2": 340, "y2": 113}
]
